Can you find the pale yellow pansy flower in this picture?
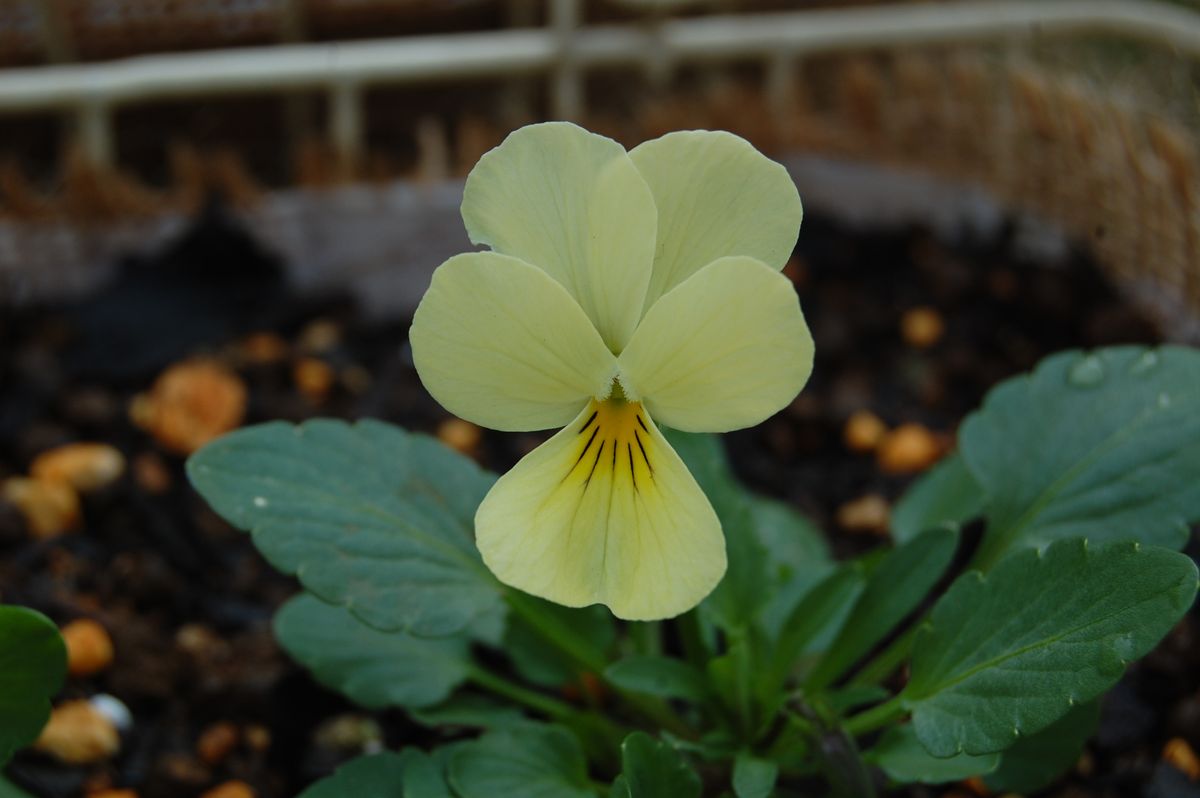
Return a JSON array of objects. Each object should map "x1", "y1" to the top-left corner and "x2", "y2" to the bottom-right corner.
[{"x1": 410, "y1": 122, "x2": 814, "y2": 620}]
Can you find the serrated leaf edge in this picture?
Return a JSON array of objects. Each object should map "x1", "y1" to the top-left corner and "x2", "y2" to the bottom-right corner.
[{"x1": 904, "y1": 539, "x2": 1198, "y2": 755}]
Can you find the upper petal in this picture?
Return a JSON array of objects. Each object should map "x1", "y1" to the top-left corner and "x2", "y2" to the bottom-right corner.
[
  {"x1": 629, "y1": 130, "x2": 802, "y2": 312},
  {"x1": 617, "y1": 256, "x2": 814, "y2": 433},
  {"x1": 461, "y1": 122, "x2": 657, "y2": 353},
  {"x1": 410, "y1": 251, "x2": 617, "y2": 432},
  {"x1": 475, "y1": 400, "x2": 726, "y2": 620}
]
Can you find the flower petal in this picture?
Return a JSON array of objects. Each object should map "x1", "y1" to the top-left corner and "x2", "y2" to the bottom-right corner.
[
  {"x1": 461, "y1": 121, "x2": 657, "y2": 352},
  {"x1": 629, "y1": 130, "x2": 802, "y2": 311},
  {"x1": 617, "y1": 256, "x2": 814, "y2": 433},
  {"x1": 410, "y1": 252, "x2": 617, "y2": 432},
  {"x1": 476, "y1": 400, "x2": 726, "y2": 620}
]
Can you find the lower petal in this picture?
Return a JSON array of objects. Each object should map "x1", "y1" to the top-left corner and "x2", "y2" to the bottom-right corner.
[{"x1": 475, "y1": 401, "x2": 726, "y2": 620}]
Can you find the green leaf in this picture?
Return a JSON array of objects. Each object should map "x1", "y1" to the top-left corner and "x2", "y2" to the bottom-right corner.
[
  {"x1": 449, "y1": 722, "x2": 592, "y2": 798},
  {"x1": 756, "y1": 563, "x2": 836, "y2": 643},
  {"x1": 746, "y1": 494, "x2": 831, "y2": 575},
  {"x1": 806, "y1": 528, "x2": 958, "y2": 690},
  {"x1": 664, "y1": 430, "x2": 829, "y2": 631},
  {"x1": 604, "y1": 656, "x2": 710, "y2": 702},
  {"x1": 903, "y1": 539, "x2": 1198, "y2": 756},
  {"x1": 619, "y1": 732, "x2": 702, "y2": 798},
  {"x1": 403, "y1": 746, "x2": 461, "y2": 798},
  {"x1": 764, "y1": 565, "x2": 866, "y2": 693},
  {"x1": 505, "y1": 600, "x2": 615, "y2": 688},
  {"x1": 830, "y1": 686, "x2": 888, "y2": 715},
  {"x1": 750, "y1": 495, "x2": 836, "y2": 637},
  {"x1": 985, "y1": 699, "x2": 1100, "y2": 793},
  {"x1": 188, "y1": 419, "x2": 501, "y2": 637},
  {"x1": 706, "y1": 645, "x2": 747, "y2": 720},
  {"x1": 672, "y1": 431, "x2": 767, "y2": 630},
  {"x1": 463, "y1": 601, "x2": 508, "y2": 648},
  {"x1": 828, "y1": 684, "x2": 891, "y2": 714},
  {"x1": 866, "y1": 725, "x2": 998, "y2": 784},
  {"x1": 0, "y1": 606, "x2": 67, "y2": 767},
  {"x1": 274, "y1": 593, "x2": 470, "y2": 710},
  {"x1": 298, "y1": 751, "x2": 408, "y2": 797},
  {"x1": 891, "y1": 455, "x2": 984, "y2": 543},
  {"x1": 299, "y1": 747, "x2": 458, "y2": 798},
  {"x1": 962, "y1": 346, "x2": 1200, "y2": 569},
  {"x1": 409, "y1": 694, "x2": 525, "y2": 729},
  {"x1": 660, "y1": 729, "x2": 740, "y2": 763},
  {"x1": 732, "y1": 753, "x2": 778, "y2": 798}
]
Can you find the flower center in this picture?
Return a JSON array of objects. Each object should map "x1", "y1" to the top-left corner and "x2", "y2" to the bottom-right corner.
[{"x1": 563, "y1": 398, "x2": 654, "y2": 492}]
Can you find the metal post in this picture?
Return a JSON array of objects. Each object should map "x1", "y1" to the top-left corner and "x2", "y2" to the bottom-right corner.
[
  {"x1": 77, "y1": 101, "x2": 113, "y2": 167},
  {"x1": 644, "y1": 11, "x2": 672, "y2": 90},
  {"x1": 550, "y1": 0, "x2": 582, "y2": 121},
  {"x1": 767, "y1": 53, "x2": 798, "y2": 141},
  {"x1": 280, "y1": 0, "x2": 315, "y2": 173},
  {"x1": 500, "y1": 0, "x2": 537, "y2": 125},
  {"x1": 329, "y1": 81, "x2": 364, "y2": 174}
]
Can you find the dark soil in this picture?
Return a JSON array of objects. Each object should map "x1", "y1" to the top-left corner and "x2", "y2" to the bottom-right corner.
[{"x1": 0, "y1": 202, "x2": 1196, "y2": 798}]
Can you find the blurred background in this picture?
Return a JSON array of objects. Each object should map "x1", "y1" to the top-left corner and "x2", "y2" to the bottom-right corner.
[
  {"x1": 1, "y1": 0, "x2": 1198, "y2": 327},
  {"x1": 1, "y1": 1, "x2": 1199, "y2": 797}
]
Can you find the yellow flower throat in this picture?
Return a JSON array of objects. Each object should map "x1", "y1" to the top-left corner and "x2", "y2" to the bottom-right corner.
[{"x1": 563, "y1": 399, "x2": 656, "y2": 493}]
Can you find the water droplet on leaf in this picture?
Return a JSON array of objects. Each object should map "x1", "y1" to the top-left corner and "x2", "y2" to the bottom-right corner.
[
  {"x1": 1068, "y1": 355, "x2": 1106, "y2": 387},
  {"x1": 1130, "y1": 350, "x2": 1159, "y2": 375}
]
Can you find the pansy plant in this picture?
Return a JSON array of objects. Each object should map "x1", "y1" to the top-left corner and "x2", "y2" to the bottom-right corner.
[{"x1": 185, "y1": 124, "x2": 1200, "y2": 797}]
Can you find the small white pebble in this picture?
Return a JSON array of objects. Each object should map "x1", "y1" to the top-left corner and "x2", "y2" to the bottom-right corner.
[
  {"x1": 90, "y1": 694, "x2": 132, "y2": 732},
  {"x1": 253, "y1": 497, "x2": 269, "y2": 508}
]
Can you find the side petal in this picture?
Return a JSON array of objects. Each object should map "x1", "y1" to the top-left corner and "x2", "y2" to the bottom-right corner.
[
  {"x1": 461, "y1": 121, "x2": 657, "y2": 352},
  {"x1": 410, "y1": 252, "x2": 617, "y2": 432},
  {"x1": 629, "y1": 130, "x2": 802, "y2": 311},
  {"x1": 476, "y1": 401, "x2": 726, "y2": 621},
  {"x1": 617, "y1": 256, "x2": 814, "y2": 433}
]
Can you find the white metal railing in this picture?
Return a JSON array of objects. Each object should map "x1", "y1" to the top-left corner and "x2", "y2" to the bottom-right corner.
[{"x1": 0, "y1": 0, "x2": 1198, "y2": 167}]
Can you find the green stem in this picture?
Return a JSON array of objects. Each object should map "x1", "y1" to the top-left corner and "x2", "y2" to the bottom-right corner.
[
  {"x1": 730, "y1": 632, "x2": 756, "y2": 737},
  {"x1": 468, "y1": 663, "x2": 629, "y2": 768},
  {"x1": 841, "y1": 695, "x2": 907, "y2": 738},
  {"x1": 849, "y1": 542, "x2": 1000, "y2": 690},
  {"x1": 848, "y1": 626, "x2": 918, "y2": 687},
  {"x1": 630, "y1": 621, "x2": 662, "y2": 656},
  {"x1": 504, "y1": 589, "x2": 693, "y2": 738},
  {"x1": 818, "y1": 726, "x2": 878, "y2": 798},
  {"x1": 466, "y1": 664, "x2": 578, "y2": 721},
  {"x1": 969, "y1": 525, "x2": 1013, "y2": 574},
  {"x1": 850, "y1": 545, "x2": 997, "y2": 691},
  {"x1": 504, "y1": 590, "x2": 608, "y2": 672},
  {"x1": 678, "y1": 610, "x2": 710, "y2": 667},
  {"x1": 764, "y1": 707, "x2": 815, "y2": 758},
  {"x1": 624, "y1": 694, "x2": 694, "y2": 738},
  {"x1": 787, "y1": 696, "x2": 876, "y2": 796}
]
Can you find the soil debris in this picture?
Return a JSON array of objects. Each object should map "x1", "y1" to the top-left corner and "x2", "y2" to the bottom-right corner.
[
  {"x1": 30, "y1": 443, "x2": 126, "y2": 493},
  {"x1": 35, "y1": 700, "x2": 121, "y2": 765},
  {"x1": 61, "y1": 619, "x2": 115, "y2": 677}
]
